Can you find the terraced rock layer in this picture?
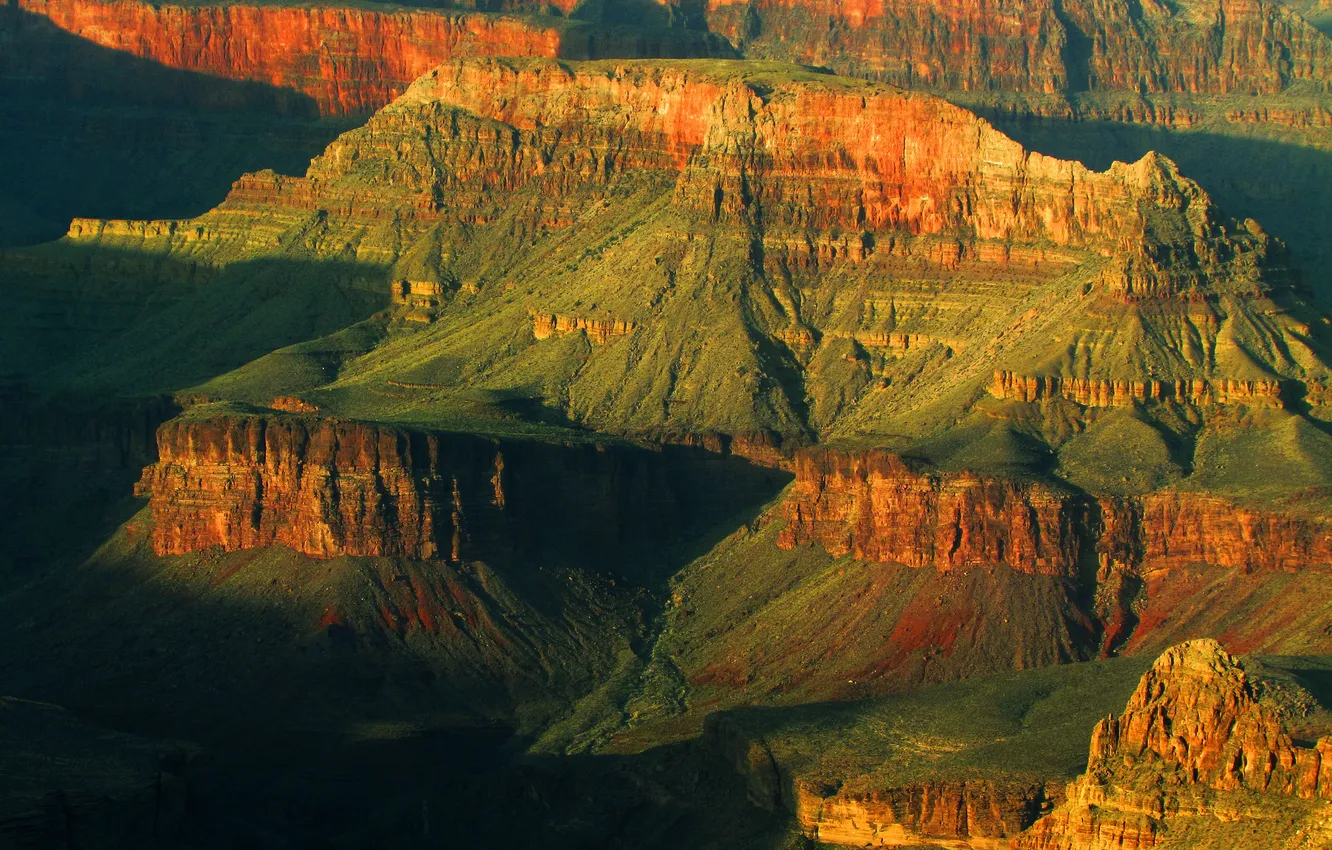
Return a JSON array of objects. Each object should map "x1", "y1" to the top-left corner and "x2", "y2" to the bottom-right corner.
[
  {"x1": 136, "y1": 413, "x2": 785, "y2": 562},
  {"x1": 707, "y1": 0, "x2": 1332, "y2": 96},
  {"x1": 779, "y1": 448, "x2": 1332, "y2": 575}
]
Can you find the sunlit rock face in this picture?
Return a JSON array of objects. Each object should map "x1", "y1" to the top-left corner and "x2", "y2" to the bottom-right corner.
[
  {"x1": 12, "y1": 0, "x2": 735, "y2": 116},
  {"x1": 704, "y1": 0, "x2": 1332, "y2": 96},
  {"x1": 136, "y1": 412, "x2": 785, "y2": 561},
  {"x1": 1019, "y1": 640, "x2": 1332, "y2": 849}
]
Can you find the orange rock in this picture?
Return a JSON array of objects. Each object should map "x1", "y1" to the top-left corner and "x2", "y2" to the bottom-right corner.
[
  {"x1": 1018, "y1": 640, "x2": 1332, "y2": 848},
  {"x1": 778, "y1": 448, "x2": 1332, "y2": 576}
]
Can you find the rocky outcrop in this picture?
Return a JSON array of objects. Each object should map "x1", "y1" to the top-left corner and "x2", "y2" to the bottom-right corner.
[
  {"x1": 1017, "y1": 640, "x2": 1332, "y2": 848},
  {"x1": 135, "y1": 413, "x2": 786, "y2": 561},
  {"x1": 795, "y1": 779, "x2": 1056, "y2": 848},
  {"x1": 988, "y1": 371, "x2": 1289, "y2": 409},
  {"x1": 531, "y1": 313, "x2": 636, "y2": 343},
  {"x1": 778, "y1": 448, "x2": 1332, "y2": 575},
  {"x1": 777, "y1": 450, "x2": 1087, "y2": 576},
  {"x1": 706, "y1": 0, "x2": 1332, "y2": 96},
  {"x1": 14, "y1": 0, "x2": 731, "y2": 116},
  {"x1": 705, "y1": 706, "x2": 1061, "y2": 847}
]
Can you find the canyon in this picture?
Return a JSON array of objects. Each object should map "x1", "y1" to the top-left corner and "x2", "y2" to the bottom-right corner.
[
  {"x1": 778, "y1": 448, "x2": 1332, "y2": 577},
  {"x1": 0, "y1": 1, "x2": 1331, "y2": 848},
  {"x1": 12, "y1": 0, "x2": 732, "y2": 116}
]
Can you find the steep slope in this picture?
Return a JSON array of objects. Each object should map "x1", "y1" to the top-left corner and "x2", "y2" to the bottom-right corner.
[{"x1": 7, "y1": 60, "x2": 1332, "y2": 734}]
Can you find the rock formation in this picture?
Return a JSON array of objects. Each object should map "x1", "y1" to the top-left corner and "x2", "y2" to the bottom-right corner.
[
  {"x1": 135, "y1": 412, "x2": 786, "y2": 561},
  {"x1": 794, "y1": 779, "x2": 1056, "y2": 847},
  {"x1": 1017, "y1": 640, "x2": 1332, "y2": 848},
  {"x1": 989, "y1": 371, "x2": 1289, "y2": 409},
  {"x1": 531, "y1": 313, "x2": 637, "y2": 343},
  {"x1": 778, "y1": 448, "x2": 1332, "y2": 575},
  {"x1": 15, "y1": 0, "x2": 732, "y2": 116},
  {"x1": 707, "y1": 0, "x2": 1332, "y2": 96}
]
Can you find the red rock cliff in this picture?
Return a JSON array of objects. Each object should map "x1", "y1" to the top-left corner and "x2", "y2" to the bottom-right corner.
[
  {"x1": 135, "y1": 413, "x2": 785, "y2": 561},
  {"x1": 89, "y1": 58, "x2": 1284, "y2": 305},
  {"x1": 1017, "y1": 640, "x2": 1332, "y2": 848},
  {"x1": 779, "y1": 448, "x2": 1332, "y2": 579},
  {"x1": 14, "y1": 0, "x2": 732, "y2": 116},
  {"x1": 706, "y1": 0, "x2": 1332, "y2": 96},
  {"x1": 776, "y1": 449, "x2": 1086, "y2": 576}
]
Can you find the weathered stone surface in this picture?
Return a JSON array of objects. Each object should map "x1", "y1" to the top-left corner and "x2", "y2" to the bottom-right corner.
[
  {"x1": 15, "y1": 0, "x2": 732, "y2": 116},
  {"x1": 136, "y1": 413, "x2": 785, "y2": 561},
  {"x1": 795, "y1": 778, "x2": 1055, "y2": 848},
  {"x1": 1017, "y1": 640, "x2": 1332, "y2": 849},
  {"x1": 779, "y1": 448, "x2": 1332, "y2": 577},
  {"x1": 989, "y1": 371, "x2": 1289, "y2": 409},
  {"x1": 706, "y1": 0, "x2": 1332, "y2": 96}
]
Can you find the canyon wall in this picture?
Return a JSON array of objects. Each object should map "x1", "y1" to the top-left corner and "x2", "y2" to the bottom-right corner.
[
  {"x1": 705, "y1": 709, "x2": 1059, "y2": 848},
  {"x1": 1017, "y1": 640, "x2": 1332, "y2": 848},
  {"x1": 793, "y1": 779, "x2": 1054, "y2": 848},
  {"x1": 13, "y1": 0, "x2": 731, "y2": 116},
  {"x1": 779, "y1": 448, "x2": 1332, "y2": 578},
  {"x1": 84, "y1": 58, "x2": 1290, "y2": 308},
  {"x1": 135, "y1": 413, "x2": 785, "y2": 563},
  {"x1": 706, "y1": 0, "x2": 1332, "y2": 96}
]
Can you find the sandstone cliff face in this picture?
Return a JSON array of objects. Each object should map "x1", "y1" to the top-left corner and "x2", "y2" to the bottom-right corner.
[
  {"x1": 989, "y1": 371, "x2": 1289, "y2": 409},
  {"x1": 777, "y1": 449, "x2": 1086, "y2": 576},
  {"x1": 795, "y1": 779, "x2": 1054, "y2": 848},
  {"x1": 135, "y1": 413, "x2": 785, "y2": 561},
  {"x1": 1017, "y1": 640, "x2": 1332, "y2": 849},
  {"x1": 707, "y1": 0, "x2": 1332, "y2": 96},
  {"x1": 14, "y1": 0, "x2": 732, "y2": 116},
  {"x1": 779, "y1": 448, "x2": 1332, "y2": 579}
]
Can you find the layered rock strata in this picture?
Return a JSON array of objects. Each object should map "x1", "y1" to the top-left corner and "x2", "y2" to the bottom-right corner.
[
  {"x1": 1017, "y1": 640, "x2": 1332, "y2": 848},
  {"x1": 135, "y1": 413, "x2": 784, "y2": 561},
  {"x1": 706, "y1": 0, "x2": 1332, "y2": 96},
  {"x1": 779, "y1": 448, "x2": 1332, "y2": 575},
  {"x1": 989, "y1": 371, "x2": 1289, "y2": 409},
  {"x1": 69, "y1": 58, "x2": 1293, "y2": 305},
  {"x1": 531, "y1": 313, "x2": 637, "y2": 343},
  {"x1": 793, "y1": 779, "x2": 1055, "y2": 847},
  {"x1": 14, "y1": 0, "x2": 732, "y2": 116}
]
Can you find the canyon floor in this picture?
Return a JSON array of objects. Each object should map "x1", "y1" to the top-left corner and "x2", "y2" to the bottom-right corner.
[{"x1": 3, "y1": 0, "x2": 1332, "y2": 848}]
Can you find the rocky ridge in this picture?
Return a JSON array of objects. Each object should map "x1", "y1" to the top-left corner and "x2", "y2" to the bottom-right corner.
[
  {"x1": 1018, "y1": 639, "x2": 1332, "y2": 848},
  {"x1": 707, "y1": 0, "x2": 1332, "y2": 96},
  {"x1": 51, "y1": 58, "x2": 1317, "y2": 447}
]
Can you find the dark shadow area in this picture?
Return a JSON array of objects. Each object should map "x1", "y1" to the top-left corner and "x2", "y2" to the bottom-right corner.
[
  {"x1": 0, "y1": 386, "x2": 178, "y2": 575},
  {"x1": 980, "y1": 112, "x2": 1332, "y2": 301},
  {"x1": 0, "y1": 244, "x2": 389, "y2": 396},
  {"x1": 0, "y1": 4, "x2": 351, "y2": 244},
  {"x1": 0, "y1": 414, "x2": 792, "y2": 846}
]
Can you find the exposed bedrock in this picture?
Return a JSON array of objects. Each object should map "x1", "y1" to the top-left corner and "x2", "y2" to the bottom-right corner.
[
  {"x1": 14, "y1": 0, "x2": 734, "y2": 117},
  {"x1": 779, "y1": 448, "x2": 1332, "y2": 577},
  {"x1": 1018, "y1": 640, "x2": 1332, "y2": 848},
  {"x1": 135, "y1": 413, "x2": 788, "y2": 565},
  {"x1": 705, "y1": 0, "x2": 1332, "y2": 96}
]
